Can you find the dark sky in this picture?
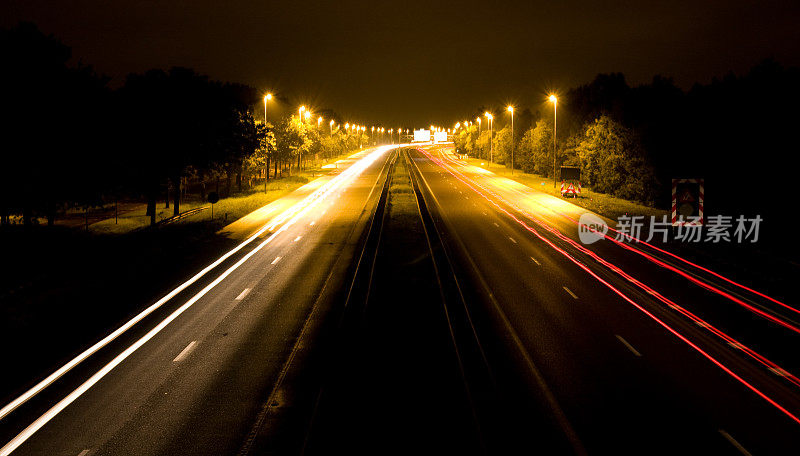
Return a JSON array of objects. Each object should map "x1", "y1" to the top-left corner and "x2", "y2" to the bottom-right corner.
[{"x1": 4, "y1": 0, "x2": 800, "y2": 126}]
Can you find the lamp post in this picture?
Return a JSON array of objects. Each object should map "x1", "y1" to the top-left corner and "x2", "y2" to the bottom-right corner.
[
  {"x1": 299, "y1": 105, "x2": 305, "y2": 122},
  {"x1": 329, "y1": 119, "x2": 335, "y2": 136},
  {"x1": 263, "y1": 93, "x2": 272, "y2": 124},
  {"x1": 507, "y1": 106, "x2": 514, "y2": 174},
  {"x1": 485, "y1": 112, "x2": 493, "y2": 163},
  {"x1": 549, "y1": 95, "x2": 558, "y2": 188}
]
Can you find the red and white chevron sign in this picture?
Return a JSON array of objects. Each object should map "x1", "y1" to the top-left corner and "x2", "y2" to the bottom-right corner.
[{"x1": 671, "y1": 178, "x2": 704, "y2": 226}]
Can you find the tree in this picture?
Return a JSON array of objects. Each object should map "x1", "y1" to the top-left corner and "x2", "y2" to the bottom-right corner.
[
  {"x1": 517, "y1": 120, "x2": 553, "y2": 176},
  {"x1": 493, "y1": 126, "x2": 512, "y2": 166},
  {"x1": 575, "y1": 116, "x2": 656, "y2": 202},
  {"x1": 245, "y1": 123, "x2": 277, "y2": 190},
  {"x1": 0, "y1": 22, "x2": 110, "y2": 226}
]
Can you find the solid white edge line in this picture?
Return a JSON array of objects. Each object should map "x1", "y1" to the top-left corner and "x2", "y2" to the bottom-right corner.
[
  {"x1": 172, "y1": 341, "x2": 197, "y2": 363},
  {"x1": 0, "y1": 146, "x2": 391, "y2": 455}
]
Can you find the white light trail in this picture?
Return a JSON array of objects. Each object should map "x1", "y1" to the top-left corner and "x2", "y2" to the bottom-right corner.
[{"x1": 0, "y1": 146, "x2": 392, "y2": 455}]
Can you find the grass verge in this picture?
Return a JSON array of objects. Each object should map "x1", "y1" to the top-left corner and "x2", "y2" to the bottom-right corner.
[{"x1": 465, "y1": 156, "x2": 666, "y2": 221}]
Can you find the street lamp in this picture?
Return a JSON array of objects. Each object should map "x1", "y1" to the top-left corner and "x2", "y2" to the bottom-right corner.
[
  {"x1": 549, "y1": 95, "x2": 558, "y2": 187},
  {"x1": 507, "y1": 105, "x2": 514, "y2": 174},
  {"x1": 263, "y1": 93, "x2": 272, "y2": 124},
  {"x1": 317, "y1": 116, "x2": 323, "y2": 129},
  {"x1": 304, "y1": 111, "x2": 311, "y2": 121},
  {"x1": 476, "y1": 117, "x2": 481, "y2": 134},
  {"x1": 329, "y1": 119, "x2": 335, "y2": 136},
  {"x1": 299, "y1": 105, "x2": 305, "y2": 122},
  {"x1": 485, "y1": 112, "x2": 493, "y2": 163}
]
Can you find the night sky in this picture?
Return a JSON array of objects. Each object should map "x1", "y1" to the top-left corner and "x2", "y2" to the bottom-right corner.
[{"x1": 4, "y1": 0, "x2": 799, "y2": 126}]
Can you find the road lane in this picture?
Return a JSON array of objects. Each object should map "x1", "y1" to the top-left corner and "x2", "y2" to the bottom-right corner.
[
  {"x1": 2, "y1": 147, "x2": 393, "y2": 455},
  {"x1": 409, "y1": 146, "x2": 800, "y2": 454}
]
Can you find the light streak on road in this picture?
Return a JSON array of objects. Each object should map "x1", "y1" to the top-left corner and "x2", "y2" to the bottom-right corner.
[
  {"x1": 418, "y1": 147, "x2": 800, "y2": 425},
  {"x1": 439, "y1": 148, "x2": 798, "y2": 319},
  {"x1": 0, "y1": 146, "x2": 392, "y2": 455},
  {"x1": 436, "y1": 149, "x2": 800, "y2": 335},
  {"x1": 430, "y1": 147, "x2": 800, "y2": 389}
]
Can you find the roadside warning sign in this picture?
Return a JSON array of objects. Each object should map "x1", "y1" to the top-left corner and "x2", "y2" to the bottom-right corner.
[{"x1": 671, "y1": 179, "x2": 704, "y2": 226}]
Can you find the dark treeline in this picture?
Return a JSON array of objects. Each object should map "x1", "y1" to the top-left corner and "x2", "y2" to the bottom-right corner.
[
  {"x1": 0, "y1": 23, "x2": 371, "y2": 227},
  {"x1": 455, "y1": 60, "x2": 800, "y2": 235}
]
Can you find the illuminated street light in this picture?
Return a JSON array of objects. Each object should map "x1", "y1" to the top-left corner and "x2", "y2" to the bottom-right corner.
[
  {"x1": 485, "y1": 112, "x2": 493, "y2": 163},
  {"x1": 476, "y1": 117, "x2": 481, "y2": 135},
  {"x1": 304, "y1": 111, "x2": 311, "y2": 121},
  {"x1": 549, "y1": 94, "x2": 558, "y2": 187},
  {"x1": 329, "y1": 119, "x2": 335, "y2": 136},
  {"x1": 507, "y1": 105, "x2": 515, "y2": 174},
  {"x1": 299, "y1": 105, "x2": 305, "y2": 122},
  {"x1": 263, "y1": 93, "x2": 272, "y2": 124}
]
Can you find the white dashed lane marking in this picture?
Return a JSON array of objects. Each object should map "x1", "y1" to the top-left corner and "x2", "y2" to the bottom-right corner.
[
  {"x1": 508, "y1": 237, "x2": 517, "y2": 244},
  {"x1": 530, "y1": 257, "x2": 541, "y2": 265},
  {"x1": 563, "y1": 286, "x2": 578, "y2": 299},
  {"x1": 235, "y1": 288, "x2": 251, "y2": 301},
  {"x1": 173, "y1": 341, "x2": 198, "y2": 363},
  {"x1": 293, "y1": 236, "x2": 302, "y2": 242},
  {"x1": 719, "y1": 429, "x2": 752, "y2": 456},
  {"x1": 271, "y1": 256, "x2": 281, "y2": 265},
  {"x1": 615, "y1": 335, "x2": 642, "y2": 357}
]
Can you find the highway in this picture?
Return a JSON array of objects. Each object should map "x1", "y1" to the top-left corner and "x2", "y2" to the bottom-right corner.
[
  {"x1": 0, "y1": 146, "x2": 397, "y2": 455},
  {"x1": 403, "y1": 145, "x2": 800, "y2": 454},
  {"x1": 2, "y1": 144, "x2": 800, "y2": 455}
]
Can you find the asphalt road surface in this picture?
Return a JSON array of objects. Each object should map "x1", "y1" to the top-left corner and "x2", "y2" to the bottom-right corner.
[
  {"x1": 2, "y1": 144, "x2": 800, "y2": 455},
  {"x1": 0, "y1": 146, "x2": 396, "y2": 455}
]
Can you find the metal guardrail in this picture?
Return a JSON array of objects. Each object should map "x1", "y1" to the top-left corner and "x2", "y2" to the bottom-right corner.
[{"x1": 158, "y1": 205, "x2": 209, "y2": 225}]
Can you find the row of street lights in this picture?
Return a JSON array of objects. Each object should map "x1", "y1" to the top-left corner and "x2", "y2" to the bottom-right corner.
[
  {"x1": 263, "y1": 94, "x2": 409, "y2": 147},
  {"x1": 452, "y1": 95, "x2": 558, "y2": 185}
]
